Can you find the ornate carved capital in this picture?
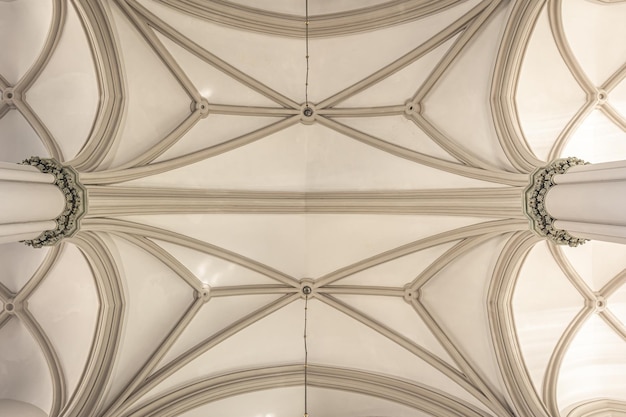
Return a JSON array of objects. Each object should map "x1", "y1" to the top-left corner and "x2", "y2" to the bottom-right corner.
[
  {"x1": 524, "y1": 157, "x2": 588, "y2": 247},
  {"x1": 21, "y1": 157, "x2": 86, "y2": 248}
]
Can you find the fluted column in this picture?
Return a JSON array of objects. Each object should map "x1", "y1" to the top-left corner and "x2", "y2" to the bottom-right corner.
[
  {"x1": 525, "y1": 158, "x2": 626, "y2": 246},
  {"x1": 0, "y1": 158, "x2": 86, "y2": 247}
]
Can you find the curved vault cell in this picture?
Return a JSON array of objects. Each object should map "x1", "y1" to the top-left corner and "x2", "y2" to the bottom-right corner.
[
  {"x1": 0, "y1": 110, "x2": 49, "y2": 163},
  {"x1": 561, "y1": 0, "x2": 626, "y2": 86},
  {"x1": 557, "y1": 314, "x2": 626, "y2": 412},
  {"x1": 27, "y1": 1, "x2": 99, "y2": 162},
  {"x1": 513, "y1": 241, "x2": 584, "y2": 394},
  {"x1": 140, "y1": 298, "x2": 488, "y2": 414},
  {"x1": 0, "y1": 0, "x2": 52, "y2": 84},
  {"x1": 27, "y1": 243, "x2": 99, "y2": 400},
  {"x1": 0, "y1": 318, "x2": 52, "y2": 414},
  {"x1": 515, "y1": 6, "x2": 586, "y2": 163}
]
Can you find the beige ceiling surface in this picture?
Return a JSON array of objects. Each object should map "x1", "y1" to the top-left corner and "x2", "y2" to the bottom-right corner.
[{"x1": 1, "y1": 1, "x2": 626, "y2": 417}]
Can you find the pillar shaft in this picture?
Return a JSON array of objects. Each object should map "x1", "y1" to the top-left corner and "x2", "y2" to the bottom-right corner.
[
  {"x1": 0, "y1": 163, "x2": 65, "y2": 244},
  {"x1": 545, "y1": 160, "x2": 626, "y2": 244},
  {"x1": 0, "y1": 158, "x2": 86, "y2": 247}
]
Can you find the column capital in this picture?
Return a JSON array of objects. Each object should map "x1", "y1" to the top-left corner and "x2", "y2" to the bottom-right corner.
[
  {"x1": 20, "y1": 157, "x2": 86, "y2": 248},
  {"x1": 524, "y1": 157, "x2": 589, "y2": 247}
]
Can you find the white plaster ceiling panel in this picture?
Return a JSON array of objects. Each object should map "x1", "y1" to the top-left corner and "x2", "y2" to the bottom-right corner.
[
  {"x1": 611, "y1": 284, "x2": 626, "y2": 332},
  {"x1": 153, "y1": 32, "x2": 279, "y2": 107},
  {"x1": 119, "y1": 214, "x2": 488, "y2": 279},
  {"x1": 561, "y1": 110, "x2": 626, "y2": 163},
  {"x1": 0, "y1": 110, "x2": 49, "y2": 163},
  {"x1": 334, "y1": 241, "x2": 458, "y2": 287},
  {"x1": 337, "y1": 115, "x2": 458, "y2": 162},
  {"x1": 153, "y1": 114, "x2": 283, "y2": 162},
  {"x1": 340, "y1": 37, "x2": 457, "y2": 108},
  {"x1": 126, "y1": 122, "x2": 505, "y2": 190},
  {"x1": 26, "y1": 2, "x2": 99, "y2": 162},
  {"x1": 420, "y1": 235, "x2": 510, "y2": 396},
  {"x1": 26, "y1": 244, "x2": 99, "y2": 400},
  {"x1": 611, "y1": 77, "x2": 626, "y2": 119},
  {"x1": 0, "y1": 400, "x2": 47, "y2": 417},
  {"x1": 122, "y1": 125, "x2": 309, "y2": 190},
  {"x1": 177, "y1": 386, "x2": 432, "y2": 417},
  {"x1": 331, "y1": 293, "x2": 457, "y2": 367},
  {"x1": 515, "y1": 7, "x2": 586, "y2": 163},
  {"x1": 513, "y1": 241, "x2": 584, "y2": 392},
  {"x1": 422, "y1": 3, "x2": 512, "y2": 171},
  {"x1": 100, "y1": 235, "x2": 194, "y2": 409},
  {"x1": 561, "y1": 0, "x2": 626, "y2": 86},
  {"x1": 300, "y1": 125, "x2": 501, "y2": 190},
  {"x1": 0, "y1": 242, "x2": 49, "y2": 293},
  {"x1": 158, "y1": 294, "x2": 286, "y2": 365},
  {"x1": 561, "y1": 241, "x2": 626, "y2": 291},
  {"x1": 137, "y1": 0, "x2": 480, "y2": 103},
  {"x1": 152, "y1": 240, "x2": 281, "y2": 287},
  {"x1": 105, "y1": 2, "x2": 192, "y2": 169},
  {"x1": 557, "y1": 315, "x2": 626, "y2": 411},
  {"x1": 0, "y1": 0, "x2": 52, "y2": 84},
  {"x1": 0, "y1": 318, "x2": 52, "y2": 413}
]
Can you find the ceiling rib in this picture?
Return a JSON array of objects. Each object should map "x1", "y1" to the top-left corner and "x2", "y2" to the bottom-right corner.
[
  {"x1": 546, "y1": 0, "x2": 594, "y2": 96},
  {"x1": 407, "y1": 0, "x2": 511, "y2": 172},
  {"x1": 317, "y1": 116, "x2": 527, "y2": 185},
  {"x1": 0, "y1": 244, "x2": 65, "y2": 416},
  {"x1": 86, "y1": 186, "x2": 525, "y2": 218},
  {"x1": 156, "y1": 0, "x2": 464, "y2": 38},
  {"x1": 111, "y1": 233, "x2": 202, "y2": 291},
  {"x1": 317, "y1": 0, "x2": 489, "y2": 109},
  {"x1": 19, "y1": 307, "x2": 67, "y2": 417},
  {"x1": 488, "y1": 231, "x2": 547, "y2": 417},
  {"x1": 126, "y1": 0, "x2": 299, "y2": 108},
  {"x1": 64, "y1": 232, "x2": 125, "y2": 417},
  {"x1": 108, "y1": 294, "x2": 300, "y2": 417},
  {"x1": 542, "y1": 243, "x2": 626, "y2": 416},
  {"x1": 69, "y1": 0, "x2": 126, "y2": 171},
  {"x1": 80, "y1": 115, "x2": 301, "y2": 184},
  {"x1": 100, "y1": 296, "x2": 204, "y2": 417},
  {"x1": 410, "y1": 294, "x2": 512, "y2": 417},
  {"x1": 316, "y1": 218, "x2": 528, "y2": 287},
  {"x1": 122, "y1": 364, "x2": 489, "y2": 417},
  {"x1": 545, "y1": 0, "x2": 626, "y2": 160},
  {"x1": 82, "y1": 218, "x2": 299, "y2": 287},
  {"x1": 317, "y1": 292, "x2": 504, "y2": 415},
  {"x1": 0, "y1": 0, "x2": 66, "y2": 161},
  {"x1": 490, "y1": 0, "x2": 544, "y2": 172}
]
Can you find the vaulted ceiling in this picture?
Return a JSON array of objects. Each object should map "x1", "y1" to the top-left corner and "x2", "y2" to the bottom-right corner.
[{"x1": 1, "y1": 1, "x2": 626, "y2": 417}]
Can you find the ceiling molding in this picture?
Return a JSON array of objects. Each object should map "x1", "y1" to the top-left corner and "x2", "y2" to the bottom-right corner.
[
  {"x1": 86, "y1": 186, "x2": 525, "y2": 218},
  {"x1": 62, "y1": 233, "x2": 125, "y2": 417},
  {"x1": 487, "y1": 231, "x2": 548, "y2": 417},
  {"x1": 490, "y1": 0, "x2": 545, "y2": 172},
  {"x1": 69, "y1": 0, "x2": 126, "y2": 171},
  {"x1": 155, "y1": 0, "x2": 465, "y2": 38},
  {"x1": 120, "y1": 364, "x2": 492, "y2": 417},
  {"x1": 567, "y1": 399, "x2": 626, "y2": 417},
  {"x1": 0, "y1": 244, "x2": 65, "y2": 416},
  {"x1": 0, "y1": 0, "x2": 66, "y2": 161}
]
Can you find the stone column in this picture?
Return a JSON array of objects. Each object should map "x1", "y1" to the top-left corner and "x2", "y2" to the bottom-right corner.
[
  {"x1": 525, "y1": 158, "x2": 626, "y2": 246},
  {"x1": 0, "y1": 158, "x2": 86, "y2": 247}
]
